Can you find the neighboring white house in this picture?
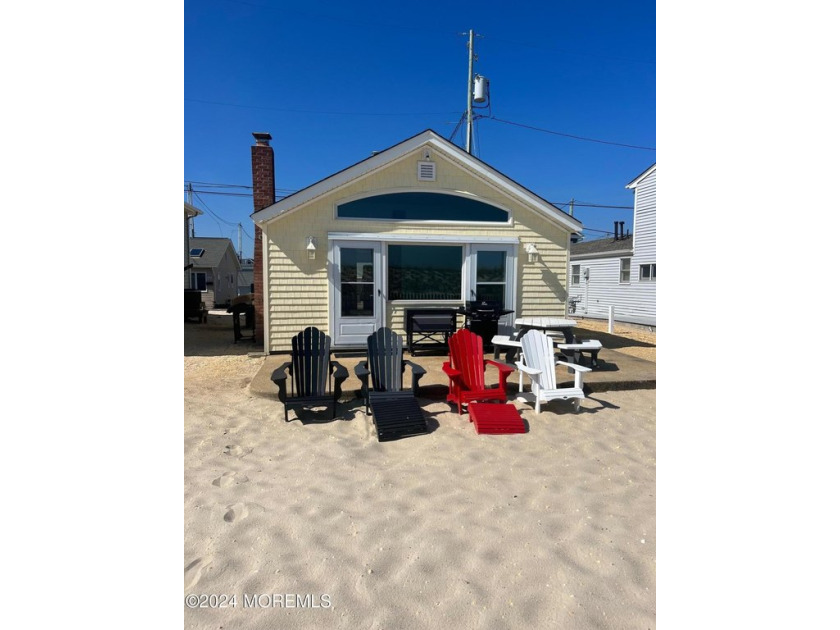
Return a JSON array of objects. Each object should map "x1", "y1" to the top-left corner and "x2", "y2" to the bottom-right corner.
[
  {"x1": 184, "y1": 202, "x2": 202, "y2": 289},
  {"x1": 568, "y1": 163, "x2": 656, "y2": 327}
]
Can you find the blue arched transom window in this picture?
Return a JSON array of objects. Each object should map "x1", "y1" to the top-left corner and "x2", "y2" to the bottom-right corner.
[{"x1": 337, "y1": 192, "x2": 509, "y2": 222}]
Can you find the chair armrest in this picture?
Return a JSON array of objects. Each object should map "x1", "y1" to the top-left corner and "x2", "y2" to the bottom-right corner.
[
  {"x1": 331, "y1": 361, "x2": 349, "y2": 400},
  {"x1": 405, "y1": 360, "x2": 426, "y2": 377},
  {"x1": 404, "y1": 360, "x2": 426, "y2": 394},
  {"x1": 441, "y1": 363, "x2": 460, "y2": 378},
  {"x1": 271, "y1": 362, "x2": 292, "y2": 382},
  {"x1": 515, "y1": 362, "x2": 541, "y2": 376},
  {"x1": 270, "y1": 362, "x2": 292, "y2": 401},
  {"x1": 486, "y1": 359, "x2": 514, "y2": 375},
  {"x1": 354, "y1": 361, "x2": 370, "y2": 379},
  {"x1": 331, "y1": 361, "x2": 350, "y2": 380},
  {"x1": 555, "y1": 360, "x2": 592, "y2": 373}
]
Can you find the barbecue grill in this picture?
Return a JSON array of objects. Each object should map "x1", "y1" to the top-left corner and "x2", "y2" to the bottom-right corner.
[{"x1": 456, "y1": 300, "x2": 514, "y2": 348}]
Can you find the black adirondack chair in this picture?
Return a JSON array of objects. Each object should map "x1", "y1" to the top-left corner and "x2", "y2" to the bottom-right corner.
[
  {"x1": 354, "y1": 327, "x2": 429, "y2": 442},
  {"x1": 271, "y1": 327, "x2": 349, "y2": 423}
]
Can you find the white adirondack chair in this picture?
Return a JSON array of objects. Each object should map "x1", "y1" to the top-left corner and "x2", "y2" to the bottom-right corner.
[{"x1": 516, "y1": 329, "x2": 591, "y2": 414}]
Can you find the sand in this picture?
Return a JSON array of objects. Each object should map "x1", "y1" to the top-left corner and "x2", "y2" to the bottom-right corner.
[{"x1": 184, "y1": 351, "x2": 655, "y2": 629}]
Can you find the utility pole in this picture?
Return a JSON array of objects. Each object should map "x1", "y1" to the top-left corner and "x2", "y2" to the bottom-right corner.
[
  {"x1": 188, "y1": 183, "x2": 196, "y2": 237},
  {"x1": 465, "y1": 29, "x2": 475, "y2": 155},
  {"x1": 238, "y1": 223, "x2": 243, "y2": 260}
]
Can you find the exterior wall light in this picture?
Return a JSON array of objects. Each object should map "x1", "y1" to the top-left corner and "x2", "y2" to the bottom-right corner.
[
  {"x1": 306, "y1": 236, "x2": 317, "y2": 260},
  {"x1": 525, "y1": 243, "x2": 538, "y2": 263}
]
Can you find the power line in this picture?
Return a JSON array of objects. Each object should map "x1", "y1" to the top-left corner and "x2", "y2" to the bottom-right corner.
[
  {"x1": 185, "y1": 180, "x2": 299, "y2": 193},
  {"x1": 487, "y1": 116, "x2": 655, "y2": 151},
  {"x1": 192, "y1": 192, "x2": 242, "y2": 229},
  {"x1": 582, "y1": 227, "x2": 625, "y2": 235},
  {"x1": 552, "y1": 202, "x2": 634, "y2": 210}
]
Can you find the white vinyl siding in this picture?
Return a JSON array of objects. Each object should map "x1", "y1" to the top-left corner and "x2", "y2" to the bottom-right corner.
[
  {"x1": 568, "y1": 166, "x2": 655, "y2": 326},
  {"x1": 261, "y1": 146, "x2": 577, "y2": 352}
]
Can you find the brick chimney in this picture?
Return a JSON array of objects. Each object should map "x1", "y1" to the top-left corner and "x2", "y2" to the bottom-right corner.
[{"x1": 251, "y1": 132, "x2": 275, "y2": 347}]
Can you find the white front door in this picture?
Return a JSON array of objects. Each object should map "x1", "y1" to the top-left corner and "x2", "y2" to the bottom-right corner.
[
  {"x1": 468, "y1": 244, "x2": 517, "y2": 334},
  {"x1": 330, "y1": 241, "x2": 384, "y2": 346}
]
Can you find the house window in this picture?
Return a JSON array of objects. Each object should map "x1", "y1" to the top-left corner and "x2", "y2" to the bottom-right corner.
[
  {"x1": 190, "y1": 272, "x2": 207, "y2": 291},
  {"x1": 475, "y1": 250, "x2": 506, "y2": 304},
  {"x1": 571, "y1": 264, "x2": 581, "y2": 285},
  {"x1": 189, "y1": 248, "x2": 205, "y2": 257},
  {"x1": 640, "y1": 263, "x2": 656, "y2": 282},
  {"x1": 388, "y1": 244, "x2": 462, "y2": 300},
  {"x1": 338, "y1": 192, "x2": 509, "y2": 222},
  {"x1": 619, "y1": 258, "x2": 630, "y2": 283}
]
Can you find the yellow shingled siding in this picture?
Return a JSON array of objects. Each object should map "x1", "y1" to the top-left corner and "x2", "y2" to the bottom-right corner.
[{"x1": 262, "y1": 146, "x2": 573, "y2": 352}]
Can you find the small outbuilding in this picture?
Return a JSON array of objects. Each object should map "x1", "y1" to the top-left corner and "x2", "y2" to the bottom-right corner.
[{"x1": 187, "y1": 237, "x2": 242, "y2": 309}]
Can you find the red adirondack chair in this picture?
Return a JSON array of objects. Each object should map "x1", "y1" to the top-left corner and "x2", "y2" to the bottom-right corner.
[{"x1": 442, "y1": 328, "x2": 514, "y2": 414}]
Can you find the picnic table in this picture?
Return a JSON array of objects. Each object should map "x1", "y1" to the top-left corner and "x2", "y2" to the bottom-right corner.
[
  {"x1": 513, "y1": 317, "x2": 577, "y2": 343},
  {"x1": 491, "y1": 316, "x2": 602, "y2": 369}
]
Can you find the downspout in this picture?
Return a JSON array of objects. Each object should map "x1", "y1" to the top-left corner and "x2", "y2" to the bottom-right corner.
[
  {"x1": 566, "y1": 230, "x2": 571, "y2": 318},
  {"x1": 261, "y1": 223, "x2": 269, "y2": 354}
]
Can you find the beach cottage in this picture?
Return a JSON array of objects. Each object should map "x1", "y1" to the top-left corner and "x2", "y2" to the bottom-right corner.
[
  {"x1": 568, "y1": 163, "x2": 656, "y2": 327},
  {"x1": 187, "y1": 237, "x2": 242, "y2": 309},
  {"x1": 250, "y1": 129, "x2": 583, "y2": 352}
]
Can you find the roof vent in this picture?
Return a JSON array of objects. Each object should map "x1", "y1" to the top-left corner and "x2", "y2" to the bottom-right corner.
[{"x1": 417, "y1": 161, "x2": 436, "y2": 181}]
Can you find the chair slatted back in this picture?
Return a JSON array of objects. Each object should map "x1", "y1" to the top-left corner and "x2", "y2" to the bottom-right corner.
[
  {"x1": 291, "y1": 327, "x2": 331, "y2": 397},
  {"x1": 367, "y1": 327, "x2": 404, "y2": 393},
  {"x1": 448, "y1": 328, "x2": 486, "y2": 391},
  {"x1": 520, "y1": 330, "x2": 557, "y2": 390}
]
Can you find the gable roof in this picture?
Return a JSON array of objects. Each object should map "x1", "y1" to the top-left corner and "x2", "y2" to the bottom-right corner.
[
  {"x1": 571, "y1": 236, "x2": 633, "y2": 259},
  {"x1": 188, "y1": 237, "x2": 241, "y2": 270},
  {"x1": 626, "y1": 163, "x2": 656, "y2": 189},
  {"x1": 251, "y1": 129, "x2": 582, "y2": 233}
]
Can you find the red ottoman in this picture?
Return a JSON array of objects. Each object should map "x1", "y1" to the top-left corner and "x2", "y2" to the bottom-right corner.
[{"x1": 467, "y1": 402, "x2": 526, "y2": 434}]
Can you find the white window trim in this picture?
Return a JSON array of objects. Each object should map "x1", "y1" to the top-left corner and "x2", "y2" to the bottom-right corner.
[
  {"x1": 326, "y1": 235, "x2": 519, "y2": 314},
  {"x1": 619, "y1": 258, "x2": 631, "y2": 284},
  {"x1": 571, "y1": 264, "x2": 581, "y2": 286},
  {"x1": 386, "y1": 242, "x2": 466, "y2": 302},
  {"x1": 639, "y1": 263, "x2": 656, "y2": 282},
  {"x1": 328, "y1": 232, "x2": 519, "y2": 244}
]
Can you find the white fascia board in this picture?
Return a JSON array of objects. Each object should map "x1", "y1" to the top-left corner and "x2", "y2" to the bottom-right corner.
[
  {"x1": 571, "y1": 249, "x2": 633, "y2": 261},
  {"x1": 328, "y1": 232, "x2": 520, "y2": 244},
  {"x1": 626, "y1": 163, "x2": 656, "y2": 189}
]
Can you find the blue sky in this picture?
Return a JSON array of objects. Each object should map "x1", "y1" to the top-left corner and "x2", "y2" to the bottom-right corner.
[{"x1": 185, "y1": 0, "x2": 655, "y2": 258}]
